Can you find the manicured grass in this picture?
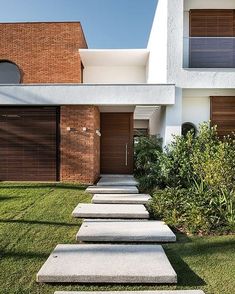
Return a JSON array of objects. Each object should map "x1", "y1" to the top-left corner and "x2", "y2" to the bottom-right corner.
[{"x1": 0, "y1": 183, "x2": 234, "y2": 294}]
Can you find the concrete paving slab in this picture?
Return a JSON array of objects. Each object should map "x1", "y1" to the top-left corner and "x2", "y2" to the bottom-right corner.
[
  {"x1": 55, "y1": 291, "x2": 205, "y2": 294},
  {"x1": 37, "y1": 244, "x2": 177, "y2": 283},
  {"x1": 76, "y1": 220, "x2": 176, "y2": 242},
  {"x1": 97, "y1": 175, "x2": 139, "y2": 186},
  {"x1": 85, "y1": 186, "x2": 139, "y2": 194},
  {"x1": 72, "y1": 204, "x2": 149, "y2": 219},
  {"x1": 92, "y1": 194, "x2": 151, "y2": 204}
]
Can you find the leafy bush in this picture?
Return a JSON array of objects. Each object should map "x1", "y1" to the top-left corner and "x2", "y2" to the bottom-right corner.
[
  {"x1": 134, "y1": 136, "x2": 163, "y2": 192},
  {"x1": 149, "y1": 183, "x2": 235, "y2": 234},
  {"x1": 136, "y1": 123, "x2": 235, "y2": 234}
]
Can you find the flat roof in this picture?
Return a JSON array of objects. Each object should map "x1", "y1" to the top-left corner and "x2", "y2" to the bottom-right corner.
[{"x1": 79, "y1": 49, "x2": 149, "y2": 67}]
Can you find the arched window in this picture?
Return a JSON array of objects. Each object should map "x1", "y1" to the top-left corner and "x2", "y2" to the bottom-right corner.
[
  {"x1": 182, "y1": 122, "x2": 197, "y2": 137},
  {"x1": 0, "y1": 60, "x2": 21, "y2": 84}
]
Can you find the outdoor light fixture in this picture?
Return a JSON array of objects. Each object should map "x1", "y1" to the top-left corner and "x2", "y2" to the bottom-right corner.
[{"x1": 96, "y1": 130, "x2": 101, "y2": 137}]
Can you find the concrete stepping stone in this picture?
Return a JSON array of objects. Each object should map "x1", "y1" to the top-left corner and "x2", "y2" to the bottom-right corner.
[
  {"x1": 85, "y1": 186, "x2": 138, "y2": 194},
  {"x1": 92, "y1": 193, "x2": 151, "y2": 204},
  {"x1": 72, "y1": 204, "x2": 149, "y2": 219},
  {"x1": 97, "y1": 175, "x2": 139, "y2": 186},
  {"x1": 55, "y1": 291, "x2": 205, "y2": 294},
  {"x1": 37, "y1": 244, "x2": 177, "y2": 283},
  {"x1": 76, "y1": 220, "x2": 176, "y2": 242}
]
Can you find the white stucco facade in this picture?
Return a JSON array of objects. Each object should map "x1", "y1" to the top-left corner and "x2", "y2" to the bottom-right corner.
[
  {"x1": 1, "y1": 0, "x2": 234, "y2": 146},
  {"x1": 144, "y1": 0, "x2": 235, "y2": 143}
]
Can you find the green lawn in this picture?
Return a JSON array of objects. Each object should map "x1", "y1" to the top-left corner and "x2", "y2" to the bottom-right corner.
[{"x1": 0, "y1": 183, "x2": 234, "y2": 294}]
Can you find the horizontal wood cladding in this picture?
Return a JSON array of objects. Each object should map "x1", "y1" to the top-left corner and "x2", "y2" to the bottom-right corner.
[
  {"x1": 211, "y1": 97, "x2": 235, "y2": 137},
  {"x1": 190, "y1": 9, "x2": 235, "y2": 37},
  {"x1": 0, "y1": 107, "x2": 58, "y2": 181}
]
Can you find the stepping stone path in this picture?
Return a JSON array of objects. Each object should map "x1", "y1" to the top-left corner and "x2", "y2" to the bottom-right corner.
[
  {"x1": 37, "y1": 244, "x2": 177, "y2": 283},
  {"x1": 97, "y1": 174, "x2": 139, "y2": 186},
  {"x1": 92, "y1": 193, "x2": 151, "y2": 204},
  {"x1": 85, "y1": 185, "x2": 139, "y2": 194},
  {"x1": 72, "y1": 203, "x2": 149, "y2": 219},
  {"x1": 37, "y1": 174, "x2": 205, "y2": 293},
  {"x1": 77, "y1": 220, "x2": 176, "y2": 242}
]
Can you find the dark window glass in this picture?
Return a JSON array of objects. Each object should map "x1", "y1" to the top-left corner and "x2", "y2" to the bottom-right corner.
[{"x1": 0, "y1": 61, "x2": 21, "y2": 84}]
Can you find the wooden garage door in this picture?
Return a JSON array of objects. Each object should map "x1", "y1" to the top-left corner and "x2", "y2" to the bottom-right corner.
[
  {"x1": 101, "y1": 113, "x2": 133, "y2": 174},
  {"x1": 211, "y1": 97, "x2": 235, "y2": 137},
  {"x1": 0, "y1": 107, "x2": 58, "y2": 181}
]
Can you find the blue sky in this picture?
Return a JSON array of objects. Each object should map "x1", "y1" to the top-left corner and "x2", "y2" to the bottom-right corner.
[{"x1": 0, "y1": 0, "x2": 157, "y2": 48}]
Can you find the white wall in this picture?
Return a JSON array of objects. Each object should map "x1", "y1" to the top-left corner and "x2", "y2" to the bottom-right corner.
[
  {"x1": 182, "y1": 88, "x2": 235, "y2": 127},
  {"x1": 166, "y1": 0, "x2": 235, "y2": 88},
  {"x1": 84, "y1": 66, "x2": 146, "y2": 84},
  {"x1": 182, "y1": 97, "x2": 210, "y2": 128},
  {"x1": 149, "y1": 108, "x2": 161, "y2": 135},
  {"x1": 163, "y1": 87, "x2": 182, "y2": 145},
  {"x1": 134, "y1": 120, "x2": 149, "y2": 129},
  {"x1": 184, "y1": 0, "x2": 235, "y2": 10},
  {"x1": 147, "y1": 0, "x2": 168, "y2": 83}
]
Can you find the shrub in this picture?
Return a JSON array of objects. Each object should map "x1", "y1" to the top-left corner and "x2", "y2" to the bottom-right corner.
[
  {"x1": 140, "y1": 122, "x2": 235, "y2": 234},
  {"x1": 148, "y1": 183, "x2": 235, "y2": 234},
  {"x1": 134, "y1": 136, "x2": 163, "y2": 192}
]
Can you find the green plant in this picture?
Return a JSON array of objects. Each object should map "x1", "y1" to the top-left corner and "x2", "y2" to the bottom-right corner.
[
  {"x1": 146, "y1": 123, "x2": 235, "y2": 234},
  {"x1": 134, "y1": 135, "x2": 163, "y2": 191}
]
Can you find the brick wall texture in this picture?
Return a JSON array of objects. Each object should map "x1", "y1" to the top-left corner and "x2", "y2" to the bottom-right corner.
[
  {"x1": 0, "y1": 22, "x2": 87, "y2": 83},
  {"x1": 0, "y1": 22, "x2": 101, "y2": 184},
  {"x1": 60, "y1": 106, "x2": 100, "y2": 184}
]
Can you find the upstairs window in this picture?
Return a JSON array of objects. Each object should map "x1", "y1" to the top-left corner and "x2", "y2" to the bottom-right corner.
[
  {"x1": 189, "y1": 10, "x2": 235, "y2": 68},
  {"x1": 0, "y1": 61, "x2": 21, "y2": 84}
]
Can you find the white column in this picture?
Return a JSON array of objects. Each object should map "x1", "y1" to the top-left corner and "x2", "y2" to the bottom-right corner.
[{"x1": 163, "y1": 87, "x2": 182, "y2": 145}]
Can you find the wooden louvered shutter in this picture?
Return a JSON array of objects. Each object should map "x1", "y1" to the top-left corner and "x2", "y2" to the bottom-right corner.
[
  {"x1": 189, "y1": 10, "x2": 235, "y2": 68},
  {"x1": 190, "y1": 9, "x2": 234, "y2": 37},
  {"x1": 0, "y1": 107, "x2": 58, "y2": 181},
  {"x1": 211, "y1": 97, "x2": 235, "y2": 137}
]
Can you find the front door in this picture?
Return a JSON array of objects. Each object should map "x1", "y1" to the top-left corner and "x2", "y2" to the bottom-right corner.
[{"x1": 100, "y1": 113, "x2": 133, "y2": 174}]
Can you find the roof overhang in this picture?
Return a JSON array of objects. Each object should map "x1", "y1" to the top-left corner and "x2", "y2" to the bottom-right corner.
[
  {"x1": 0, "y1": 84, "x2": 175, "y2": 106},
  {"x1": 134, "y1": 106, "x2": 160, "y2": 120}
]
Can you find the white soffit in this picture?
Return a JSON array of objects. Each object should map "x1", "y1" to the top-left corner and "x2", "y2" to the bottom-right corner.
[
  {"x1": 134, "y1": 106, "x2": 159, "y2": 120},
  {"x1": 79, "y1": 49, "x2": 149, "y2": 67},
  {"x1": 183, "y1": 89, "x2": 235, "y2": 97}
]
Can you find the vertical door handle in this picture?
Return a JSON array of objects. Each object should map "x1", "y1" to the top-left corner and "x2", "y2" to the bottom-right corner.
[{"x1": 125, "y1": 143, "x2": 128, "y2": 166}]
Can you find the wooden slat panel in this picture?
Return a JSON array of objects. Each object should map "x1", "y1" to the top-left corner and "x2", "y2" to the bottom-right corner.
[
  {"x1": 100, "y1": 113, "x2": 133, "y2": 174},
  {"x1": 189, "y1": 10, "x2": 235, "y2": 67},
  {"x1": 211, "y1": 97, "x2": 235, "y2": 137},
  {"x1": 190, "y1": 9, "x2": 235, "y2": 37},
  {"x1": 0, "y1": 107, "x2": 58, "y2": 181}
]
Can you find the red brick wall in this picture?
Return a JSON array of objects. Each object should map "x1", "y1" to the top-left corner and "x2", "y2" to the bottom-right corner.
[
  {"x1": 60, "y1": 106, "x2": 100, "y2": 184},
  {"x1": 0, "y1": 22, "x2": 87, "y2": 83}
]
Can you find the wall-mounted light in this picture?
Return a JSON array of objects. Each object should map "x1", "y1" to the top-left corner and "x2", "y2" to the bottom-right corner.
[
  {"x1": 96, "y1": 130, "x2": 101, "y2": 137},
  {"x1": 82, "y1": 127, "x2": 87, "y2": 132},
  {"x1": 67, "y1": 127, "x2": 77, "y2": 132}
]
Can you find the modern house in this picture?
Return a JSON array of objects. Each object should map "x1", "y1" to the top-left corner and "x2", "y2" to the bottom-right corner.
[{"x1": 0, "y1": 0, "x2": 235, "y2": 183}]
